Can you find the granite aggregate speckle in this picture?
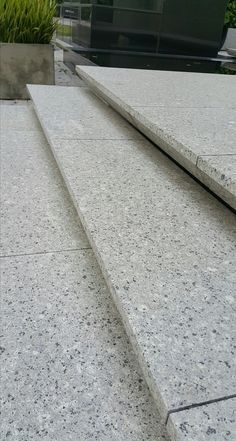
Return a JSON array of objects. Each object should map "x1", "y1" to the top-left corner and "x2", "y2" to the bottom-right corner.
[
  {"x1": 0, "y1": 250, "x2": 169, "y2": 441},
  {"x1": 167, "y1": 398, "x2": 236, "y2": 441},
  {"x1": 0, "y1": 128, "x2": 89, "y2": 255},
  {"x1": 197, "y1": 154, "x2": 236, "y2": 196},
  {"x1": 76, "y1": 66, "x2": 236, "y2": 209},
  {"x1": 0, "y1": 101, "x2": 41, "y2": 131},
  {"x1": 27, "y1": 85, "x2": 142, "y2": 141},
  {"x1": 0, "y1": 100, "x2": 170, "y2": 441},
  {"x1": 76, "y1": 67, "x2": 236, "y2": 109},
  {"x1": 35, "y1": 106, "x2": 236, "y2": 420}
]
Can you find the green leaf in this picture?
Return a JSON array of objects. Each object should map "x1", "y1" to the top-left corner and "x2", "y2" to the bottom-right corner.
[{"x1": 0, "y1": 0, "x2": 58, "y2": 43}]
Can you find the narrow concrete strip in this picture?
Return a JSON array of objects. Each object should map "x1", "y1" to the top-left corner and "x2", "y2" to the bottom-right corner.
[
  {"x1": 167, "y1": 397, "x2": 236, "y2": 440},
  {"x1": 76, "y1": 67, "x2": 236, "y2": 209},
  {"x1": 28, "y1": 85, "x2": 236, "y2": 437}
]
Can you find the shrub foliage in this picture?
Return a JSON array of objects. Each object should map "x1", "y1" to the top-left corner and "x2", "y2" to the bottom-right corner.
[
  {"x1": 225, "y1": 0, "x2": 236, "y2": 28},
  {"x1": 0, "y1": 0, "x2": 57, "y2": 44}
]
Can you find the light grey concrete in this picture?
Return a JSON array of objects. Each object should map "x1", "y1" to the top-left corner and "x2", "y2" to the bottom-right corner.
[
  {"x1": 227, "y1": 48, "x2": 236, "y2": 57},
  {"x1": 197, "y1": 155, "x2": 236, "y2": 199},
  {"x1": 28, "y1": 85, "x2": 236, "y2": 433},
  {"x1": 129, "y1": 107, "x2": 236, "y2": 158},
  {"x1": 0, "y1": 100, "x2": 42, "y2": 132},
  {"x1": 222, "y1": 28, "x2": 236, "y2": 50},
  {"x1": 0, "y1": 103, "x2": 89, "y2": 255},
  {"x1": 54, "y1": 47, "x2": 85, "y2": 87},
  {"x1": 76, "y1": 66, "x2": 236, "y2": 209},
  {"x1": 46, "y1": 137, "x2": 236, "y2": 416},
  {"x1": 27, "y1": 85, "x2": 142, "y2": 141},
  {"x1": 76, "y1": 67, "x2": 236, "y2": 109},
  {"x1": 55, "y1": 61, "x2": 85, "y2": 87},
  {"x1": 1, "y1": 251, "x2": 169, "y2": 441},
  {"x1": 0, "y1": 101, "x2": 169, "y2": 441},
  {"x1": 0, "y1": 43, "x2": 54, "y2": 100},
  {"x1": 167, "y1": 398, "x2": 236, "y2": 441}
]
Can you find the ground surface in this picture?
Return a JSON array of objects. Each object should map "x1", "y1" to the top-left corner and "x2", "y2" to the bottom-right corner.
[{"x1": 0, "y1": 100, "x2": 169, "y2": 441}]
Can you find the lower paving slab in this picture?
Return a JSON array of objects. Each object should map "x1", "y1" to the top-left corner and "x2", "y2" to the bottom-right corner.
[
  {"x1": 28, "y1": 85, "x2": 236, "y2": 440},
  {"x1": 167, "y1": 398, "x2": 236, "y2": 441},
  {"x1": 76, "y1": 66, "x2": 236, "y2": 210},
  {"x1": 1, "y1": 250, "x2": 170, "y2": 441}
]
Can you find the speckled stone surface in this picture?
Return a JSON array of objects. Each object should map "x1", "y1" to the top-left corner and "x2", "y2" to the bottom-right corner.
[
  {"x1": 0, "y1": 101, "x2": 169, "y2": 440},
  {"x1": 76, "y1": 67, "x2": 236, "y2": 109},
  {"x1": 197, "y1": 155, "x2": 236, "y2": 199},
  {"x1": 129, "y1": 107, "x2": 236, "y2": 159},
  {"x1": 0, "y1": 104, "x2": 89, "y2": 255},
  {"x1": 0, "y1": 250, "x2": 170, "y2": 441},
  {"x1": 76, "y1": 67, "x2": 236, "y2": 209},
  {"x1": 27, "y1": 85, "x2": 142, "y2": 141},
  {"x1": 0, "y1": 100, "x2": 41, "y2": 132},
  {"x1": 50, "y1": 139, "x2": 236, "y2": 416},
  {"x1": 29, "y1": 84, "x2": 236, "y2": 427},
  {"x1": 167, "y1": 398, "x2": 236, "y2": 441}
]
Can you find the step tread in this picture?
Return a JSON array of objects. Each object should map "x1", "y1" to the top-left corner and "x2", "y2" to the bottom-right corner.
[
  {"x1": 28, "y1": 84, "x2": 236, "y2": 441},
  {"x1": 76, "y1": 66, "x2": 236, "y2": 210}
]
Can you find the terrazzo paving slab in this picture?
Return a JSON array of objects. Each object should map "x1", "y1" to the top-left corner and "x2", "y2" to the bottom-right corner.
[
  {"x1": 46, "y1": 138, "x2": 236, "y2": 418},
  {"x1": 76, "y1": 68, "x2": 236, "y2": 109},
  {"x1": 197, "y1": 155, "x2": 236, "y2": 204},
  {"x1": 76, "y1": 67, "x2": 236, "y2": 209},
  {"x1": 167, "y1": 398, "x2": 236, "y2": 441},
  {"x1": 27, "y1": 85, "x2": 142, "y2": 141},
  {"x1": 0, "y1": 101, "x2": 41, "y2": 132},
  {"x1": 0, "y1": 250, "x2": 170, "y2": 441},
  {"x1": 29, "y1": 85, "x2": 236, "y2": 430},
  {"x1": 0, "y1": 105, "x2": 89, "y2": 255}
]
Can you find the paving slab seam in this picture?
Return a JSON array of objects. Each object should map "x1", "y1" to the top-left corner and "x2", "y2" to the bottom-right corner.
[
  {"x1": 127, "y1": 105, "x2": 236, "y2": 109},
  {"x1": 45, "y1": 137, "x2": 143, "y2": 141},
  {"x1": 165, "y1": 393, "x2": 236, "y2": 425},
  {"x1": 196, "y1": 154, "x2": 236, "y2": 158},
  {"x1": 0, "y1": 247, "x2": 92, "y2": 259}
]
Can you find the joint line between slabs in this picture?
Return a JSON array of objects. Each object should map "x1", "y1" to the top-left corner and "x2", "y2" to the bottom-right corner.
[
  {"x1": 0, "y1": 247, "x2": 92, "y2": 259},
  {"x1": 165, "y1": 393, "x2": 236, "y2": 425}
]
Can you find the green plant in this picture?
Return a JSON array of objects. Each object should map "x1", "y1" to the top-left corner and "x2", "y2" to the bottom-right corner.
[
  {"x1": 57, "y1": 24, "x2": 71, "y2": 37},
  {"x1": 0, "y1": 0, "x2": 58, "y2": 44},
  {"x1": 225, "y1": 0, "x2": 236, "y2": 28}
]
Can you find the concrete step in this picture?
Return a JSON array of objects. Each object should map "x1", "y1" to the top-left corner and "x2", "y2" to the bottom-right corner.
[
  {"x1": 76, "y1": 67, "x2": 236, "y2": 211},
  {"x1": 27, "y1": 84, "x2": 236, "y2": 441},
  {"x1": 0, "y1": 100, "x2": 169, "y2": 441}
]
